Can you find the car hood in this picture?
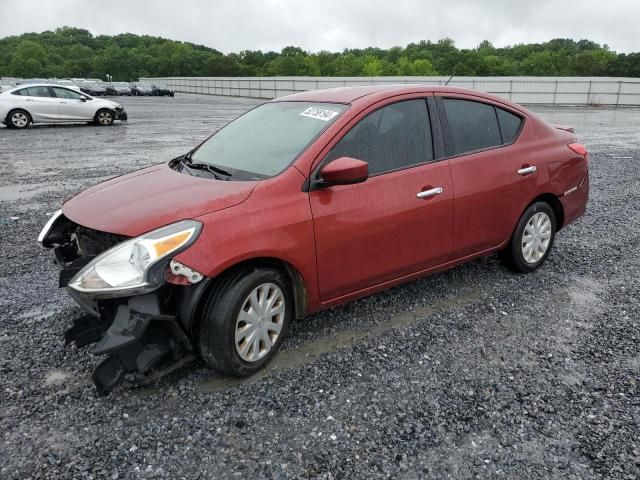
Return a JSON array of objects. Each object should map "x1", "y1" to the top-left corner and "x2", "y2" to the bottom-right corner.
[{"x1": 63, "y1": 163, "x2": 258, "y2": 237}]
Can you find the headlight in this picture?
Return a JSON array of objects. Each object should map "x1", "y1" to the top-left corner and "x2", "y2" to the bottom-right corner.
[{"x1": 69, "y1": 220, "x2": 201, "y2": 298}]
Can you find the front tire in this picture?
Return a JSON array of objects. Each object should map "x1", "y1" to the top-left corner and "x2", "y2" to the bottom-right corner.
[
  {"x1": 7, "y1": 109, "x2": 31, "y2": 129},
  {"x1": 95, "y1": 109, "x2": 114, "y2": 126},
  {"x1": 500, "y1": 202, "x2": 556, "y2": 273},
  {"x1": 198, "y1": 268, "x2": 292, "y2": 377}
]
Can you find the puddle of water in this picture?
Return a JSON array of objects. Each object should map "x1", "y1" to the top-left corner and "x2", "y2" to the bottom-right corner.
[
  {"x1": 0, "y1": 183, "x2": 59, "y2": 202},
  {"x1": 16, "y1": 305, "x2": 59, "y2": 321},
  {"x1": 200, "y1": 288, "x2": 481, "y2": 392},
  {"x1": 45, "y1": 370, "x2": 70, "y2": 386}
]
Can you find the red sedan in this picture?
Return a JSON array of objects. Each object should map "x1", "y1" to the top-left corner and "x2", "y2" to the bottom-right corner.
[{"x1": 39, "y1": 85, "x2": 589, "y2": 395}]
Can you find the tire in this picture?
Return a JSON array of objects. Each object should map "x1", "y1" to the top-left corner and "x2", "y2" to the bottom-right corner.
[
  {"x1": 500, "y1": 201, "x2": 556, "y2": 273},
  {"x1": 7, "y1": 109, "x2": 31, "y2": 129},
  {"x1": 198, "y1": 267, "x2": 292, "y2": 377},
  {"x1": 94, "y1": 109, "x2": 114, "y2": 126}
]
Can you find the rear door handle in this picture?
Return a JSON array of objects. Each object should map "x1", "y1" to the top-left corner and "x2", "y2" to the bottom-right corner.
[
  {"x1": 416, "y1": 187, "x2": 443, "y2": 199},
  {"x1": 517, "y1": 166, "x2": 537, "y2": 175}
]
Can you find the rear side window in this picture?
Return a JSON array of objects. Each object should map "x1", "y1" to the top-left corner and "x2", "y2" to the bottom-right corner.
[
  {"x1": 25, "y1": 86, "x2": 51, "y2": 98},
  {"x1": 496, "y1": 108, "x2": 523, "y2": 144},
  {"x1": 443, "y1": 99, "x2": 502, "y2": 155},
  {"x1": 325, "y1": 99, "x2": 434, "y2": 175},
  {"x1": 11, "y1": 89, "x2": 27, "y2": 96}
]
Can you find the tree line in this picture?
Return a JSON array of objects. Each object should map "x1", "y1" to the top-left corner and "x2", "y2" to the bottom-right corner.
[{"x1": 1, "y1": 27, "x2": 639, "y2": 81}]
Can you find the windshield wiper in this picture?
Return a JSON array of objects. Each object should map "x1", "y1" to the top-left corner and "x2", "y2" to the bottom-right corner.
[
  {"x1": 190, "y1": 163, "x2": 232, "y2": 178},
  {"x1": 180, "y1": 154, "x2": 232, "y2": 180}
]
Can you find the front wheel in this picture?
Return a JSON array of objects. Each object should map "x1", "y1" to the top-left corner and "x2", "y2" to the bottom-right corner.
[
  {"x1": 499, "y1": 202, "x2": 556, "y2": 273},
  {"x1": 7, "y1": 109, "x2": 31, "y2": 129},
  {"x1": 95, "y1": 109, "x2": 114, "y2": 126},
  {"x1": 198, "y1": 268, "x2": 292, "y2": 377}
]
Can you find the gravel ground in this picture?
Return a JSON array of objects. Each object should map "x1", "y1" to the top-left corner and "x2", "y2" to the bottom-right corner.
[{"x1": 1, "y1": 96, "x2": 639, "y2": 479}]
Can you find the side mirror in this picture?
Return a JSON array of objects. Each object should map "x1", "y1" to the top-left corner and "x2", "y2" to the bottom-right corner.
[
  {"x1": 80, "y1": 96, "x2": 87, "y2": 102},
  {"x1": 319, "y1": 156, "x2": 369, "y2": 186}
]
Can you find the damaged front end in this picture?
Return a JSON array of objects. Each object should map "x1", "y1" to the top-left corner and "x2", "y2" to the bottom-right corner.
[{"x1": 39, "y1": 211, "x2": 208, "y2": 396}]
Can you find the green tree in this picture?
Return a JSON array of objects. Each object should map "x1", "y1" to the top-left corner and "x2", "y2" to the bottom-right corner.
[{"x1": 0, "y1": 27, "x2": 637, "y2": 80}]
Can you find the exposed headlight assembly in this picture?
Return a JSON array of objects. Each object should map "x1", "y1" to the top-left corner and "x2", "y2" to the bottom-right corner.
[{"x1": 69, "y1": 220, "x2": 202, "y2": 298}]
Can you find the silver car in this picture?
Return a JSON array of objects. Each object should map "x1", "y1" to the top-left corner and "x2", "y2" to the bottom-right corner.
[{"x1": 0, "y1": 84, "x2": 128, "y2": 129}]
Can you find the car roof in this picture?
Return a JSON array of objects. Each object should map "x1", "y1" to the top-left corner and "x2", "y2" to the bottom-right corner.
[
  {"x1": 3, "y1": 84, "x2": 83, "y2": 94},
  {"x1": 6, "y1": 83, "x2": 63, "y2": 90},
  {"x1": 274, "y1": 84, "x2": 525, "y2": 112}
]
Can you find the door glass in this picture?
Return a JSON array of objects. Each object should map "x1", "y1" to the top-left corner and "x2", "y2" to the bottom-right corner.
[
  {"x1": 496, "y1": 108, "x2": 523, "y2": 144},
  {"x1": 52, "y1": 87, "x2": 83, "y2": 100},
  {"x1": 443, "y1": 99, "x2": 502, "y2": 155},
  {"x1": 325, "y1": 99, "x2": 433, "y2": 175},
  {"x1": 25, "y1": 86, "x2": 51, "y2": 98}
]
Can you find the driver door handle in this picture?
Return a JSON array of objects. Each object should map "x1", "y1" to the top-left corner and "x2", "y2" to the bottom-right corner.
[
  {"x1": 416, "y1": 187, "x2": 443, "y2": 199},
  {"x1": 517, "y1": 165, "x2": 537, "y2": 175}
]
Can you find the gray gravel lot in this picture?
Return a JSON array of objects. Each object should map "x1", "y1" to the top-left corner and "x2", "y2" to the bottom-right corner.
[{"x1": 1, "y1": 95, "x2": 639, "y2": 479}]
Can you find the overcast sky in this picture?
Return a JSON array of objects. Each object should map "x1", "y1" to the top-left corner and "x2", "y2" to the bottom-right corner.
[{"x1": 1, "y1": 0, "x2": 638, "y2": 54}]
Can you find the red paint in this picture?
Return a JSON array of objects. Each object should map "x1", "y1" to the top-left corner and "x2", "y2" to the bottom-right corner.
[
  {"x1": 63, "y1": 163, "x2": 257, "y2": 236},
  {"x1": 62, "y1": 86, "x2": 589, "y2": 316},
  {"x1": 319, "y1": 156, "x2": 368, "y2": 185}
]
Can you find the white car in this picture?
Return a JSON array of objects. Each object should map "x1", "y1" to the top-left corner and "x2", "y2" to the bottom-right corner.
[{"x1": 0, "y1": 84, "x2": 127, "y2": 129}]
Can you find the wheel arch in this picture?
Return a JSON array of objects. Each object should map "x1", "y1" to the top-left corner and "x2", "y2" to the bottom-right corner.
[
  {"x1": 6, "y1": 108, "x2": 33, "y2": 125},
  {"x1": 95, "y1": 106, "x2": 115, "y2": 115},
  {"x1": 181, "y1": 256, "x2": 308, "y2": 339},
  {"x1": 527, "y1": 192, "x2": 565, "y2": 231}
]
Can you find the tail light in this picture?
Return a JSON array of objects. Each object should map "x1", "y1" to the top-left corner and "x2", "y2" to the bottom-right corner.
[
  {"x1": 568, "y1": 142, "x2": 589, "y2": 164},
  {"x1": 568, "y1": 143, "x2": 587, "y2": 157}
]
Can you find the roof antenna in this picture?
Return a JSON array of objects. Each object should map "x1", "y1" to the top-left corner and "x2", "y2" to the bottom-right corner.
[{"x1": 444, "y1": 66, "x2": 458, "y2": 86}]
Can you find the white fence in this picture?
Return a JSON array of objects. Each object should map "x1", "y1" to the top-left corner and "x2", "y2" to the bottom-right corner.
[{"x1": 142, "y1": 76, "x2": 640, "y2": 106}]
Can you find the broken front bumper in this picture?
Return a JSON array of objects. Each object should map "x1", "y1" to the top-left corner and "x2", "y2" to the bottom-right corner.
[
  {"x1": 44, "y1": 213, "x2": 208, "y2": 395},
  {"x1": 62, "y1": 286, "x2": 196, "y2": 396}
]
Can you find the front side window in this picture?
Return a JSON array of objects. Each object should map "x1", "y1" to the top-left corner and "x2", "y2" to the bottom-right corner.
[
  {"x1": 443, "y1": 98, "x2": 502, "y2": 155},
  {"x1": 191, "y1": 102, "x2": 347, "y2": 177},
  {"x1": 25, "y1": 86, "x2": 51, "y2": 98},
  {"x1": 324, "y1": 99, "x2": 434, "y2": 175},
  {"x1": 52, "y1": 87, "x2": 83, "y2": 100}
]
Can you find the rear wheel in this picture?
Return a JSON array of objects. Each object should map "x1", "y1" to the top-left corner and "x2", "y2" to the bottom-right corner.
[
  {"x1": 7, "y1": 109, "x2": 31, "y2": 129},
  {"x1": 198, "y1": 268, "x2": 292, "y2": 377},
  {"x1": 95, "y1": 109, "x2": 114, "y2": 126},
  {"x1": 499, "y1": 202, "x2": 556, "y2": 273}
]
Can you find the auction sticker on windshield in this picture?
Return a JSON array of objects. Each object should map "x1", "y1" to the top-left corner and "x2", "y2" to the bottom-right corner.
[{"x1": 299, "y1": 106, "x2": 340, "y2": 121}]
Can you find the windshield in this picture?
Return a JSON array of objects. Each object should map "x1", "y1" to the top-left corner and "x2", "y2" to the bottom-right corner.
[{"x1": 190, "y1": 101, "x2": 347, "y2": 177}]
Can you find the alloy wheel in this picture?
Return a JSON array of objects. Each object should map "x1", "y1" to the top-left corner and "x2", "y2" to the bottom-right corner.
[
  {"x1": 234, "y1": 282, "x2": 285, "y2": 363},
  {"x1": 521, "y1": 212, "x2": 552, "y2": 264},
  {"x1": 98, "y1": 111, "x2": 113, "y2": 125},
  {"x1": 11, "y1": 112, "x2": 28, "y2": 128}
]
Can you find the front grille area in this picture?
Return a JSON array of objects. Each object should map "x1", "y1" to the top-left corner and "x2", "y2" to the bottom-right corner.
[{"x1": 46, "y1": 214, "x2": 128, "y2": 267}]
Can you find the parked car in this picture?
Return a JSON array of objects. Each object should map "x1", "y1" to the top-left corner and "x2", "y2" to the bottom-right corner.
[
  {"x1": 105, "y1": 82, "x2": 132, "y2": 96},
  {"x1": 38, "y1": 85, "x2": 588, "y2": 395},
  {"x1": 1, "y1": 84, "x2": 127, "y2": 128},
  {"x1": 150, "y1": 84, "x2": 175, "y2": 97},
  {"x1": 53, "y1": 79, "x2": 82, "y2": 92},
  {"x1": 78, "y1": 81, "x2": 107, "y2": 96},
  {"x1": 0, "y1": 81, "x2": 17, "y2": 93},
  {"x1": 130, "y1": 82, "x2": 154, "y2": 96},
  {"x1": 16, "y1": 78, "x2": 48, "y2": 85}
]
